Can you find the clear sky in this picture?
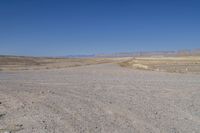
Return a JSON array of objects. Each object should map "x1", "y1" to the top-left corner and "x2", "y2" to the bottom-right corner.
[{"x1": 0, "y1": 0, "x2": 200, "y2": 56}]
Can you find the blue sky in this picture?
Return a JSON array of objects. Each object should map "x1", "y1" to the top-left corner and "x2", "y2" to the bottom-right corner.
[{"x1": 0, "y1": 0, "x2": 200, "y2": 56}]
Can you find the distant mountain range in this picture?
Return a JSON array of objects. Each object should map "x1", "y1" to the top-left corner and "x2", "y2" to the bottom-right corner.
[
  {"x1": 95, "y1": 49, "x2": 200, "y2": 57},
  {"x1": 1, "y1": 49, "x2": 200, "y2": 58}
]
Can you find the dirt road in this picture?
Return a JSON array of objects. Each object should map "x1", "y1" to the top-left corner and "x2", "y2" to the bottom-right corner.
[{"x1": 0, "y1": 63, "x2": 200, "y2": 133}]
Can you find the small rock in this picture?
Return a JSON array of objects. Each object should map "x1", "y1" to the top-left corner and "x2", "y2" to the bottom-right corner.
[
  {"x1": 0, "y1": 113, "x2": 6, "y2": 118},
  {"x1": 16, "y1": 124, "x2": 23, "y2": 128}
]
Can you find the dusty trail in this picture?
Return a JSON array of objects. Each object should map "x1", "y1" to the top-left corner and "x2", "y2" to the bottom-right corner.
[{"x1": 0, "y1": 63, "x2": 200, "y2": 133}]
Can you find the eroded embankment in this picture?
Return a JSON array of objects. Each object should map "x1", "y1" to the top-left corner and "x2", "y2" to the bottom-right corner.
[{"x1": 119, "y1": 56, "x2": 200, "y2": 73}]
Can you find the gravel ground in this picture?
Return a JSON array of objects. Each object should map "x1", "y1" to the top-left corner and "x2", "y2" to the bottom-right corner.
[{"x1": 0, "y1": 63, "x2": 200, "y2": 133}]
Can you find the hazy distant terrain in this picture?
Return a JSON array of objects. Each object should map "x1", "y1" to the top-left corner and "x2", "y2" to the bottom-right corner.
[
  {"x1": 1, "y1": 53, "x2": 200, "y2": 74},
  {"x1": 0, "y1": 56, "x2": 114, "y2": 71}
]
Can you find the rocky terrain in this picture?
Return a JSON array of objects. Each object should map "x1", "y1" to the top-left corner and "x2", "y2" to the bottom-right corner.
[{"x1": 0, "y1": 63, "x2": 200, "y2": 133}]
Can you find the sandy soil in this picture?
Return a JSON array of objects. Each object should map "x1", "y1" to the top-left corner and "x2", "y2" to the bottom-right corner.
[{"x1": 0, "y1": 63, "x2": 200, "y2": 133}]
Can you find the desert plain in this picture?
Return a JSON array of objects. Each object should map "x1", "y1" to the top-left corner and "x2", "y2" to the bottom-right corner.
[{"x1": 0, "y1": 56, "x2": 200, "y2": 133}]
